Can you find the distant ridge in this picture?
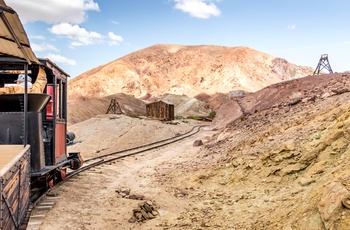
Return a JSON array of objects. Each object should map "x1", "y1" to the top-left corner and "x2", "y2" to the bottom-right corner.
[{"x1": 68, "y1": 44, "x2": 314, "y2": 99}]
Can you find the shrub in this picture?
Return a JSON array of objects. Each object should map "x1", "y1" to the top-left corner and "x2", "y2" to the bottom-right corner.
[{"x1": 209, "y1": 111, "x2": 216, "y2": 118}]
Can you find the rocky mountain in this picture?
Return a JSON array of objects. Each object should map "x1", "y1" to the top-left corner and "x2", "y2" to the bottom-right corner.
[
  {"x1": 188, "y1": 72, "x2": 350, "y2": 229},
  {"x1": 60, "y1": 43, "x2": 350, "y2": 229},
  {"x1": 58, "y1": 72, "x2": 350, "y2": 230},
  {"x1": 67, "y1": 44, "x2": 314, "y2": 100}
]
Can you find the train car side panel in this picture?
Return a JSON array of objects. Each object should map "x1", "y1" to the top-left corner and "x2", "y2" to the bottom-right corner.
[
  {"x1": 0, "y1": 145, "x2": 30, "y2": 230},
  {"x1": 55, "y1": 122, "x2": 67, "y2": 162}
]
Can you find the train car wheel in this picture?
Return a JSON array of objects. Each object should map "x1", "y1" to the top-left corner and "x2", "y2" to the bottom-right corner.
[
  {"x1": 48, "y1": 177, "x2": 54, "y2": 188},
  {"x1": 48, "y1": 169, "x2": 66, "y2": 188},
  {"x1": 60, "y1": 169, "x2": 67, "y2": 181}
]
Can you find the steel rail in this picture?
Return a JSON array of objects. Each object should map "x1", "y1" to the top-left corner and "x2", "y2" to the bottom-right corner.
[{"x1": 66, "y1": 124, "x2": 206, "y2": 178}]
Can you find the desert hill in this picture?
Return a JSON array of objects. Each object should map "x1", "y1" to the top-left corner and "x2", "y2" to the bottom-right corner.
[
  {"x1": 192, "y1": 72, "x2": 350, "y2": 229},
  {"x1": 42, "y1": 72, "x2": 350, "y2": 230},
  {"x1": 212, "y1": 72, "x2": 350, "y2": 129},
  {"x1": 67, "y1": 92, "x2": 213, "y2": 125},
  {"x1": 51, "y1": 44, "x2": 350, "y2": 229},
  {"x1": 67, "y1": 93, "x2": 146, "y2": 126},
  {"x1": 67, "y1": 44, "x2": 314, "y2": 100},
  {"x1": 67, "y1": 44, "x2": 314, "y2": 125}
]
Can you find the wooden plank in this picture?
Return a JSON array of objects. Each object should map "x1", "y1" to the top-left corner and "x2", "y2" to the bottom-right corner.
[
  {"x1": 6, "y1": 181, "x2": 19, "y2": 215},
  {"x1": 2, "y1": 199, "x2": 14, "y2": 230},
  {"x1": 3, "y1": 170, "x2": 19, "y2": 195},
  {"x1": 0, "y1": 181, "x2": 2, "y2": 229},
  {"x1": 3, "y1": 216, "x2": 11, "y2": 230},
  {"x1": 2, "y1": 202, "x2": 10, "y2": 220},
  {"x1": 19, "y1": 150, "x2": 30, "y2": 214}
]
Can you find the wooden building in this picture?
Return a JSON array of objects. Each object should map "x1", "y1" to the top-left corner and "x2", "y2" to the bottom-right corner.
[{"x1": 146, "y1": 100, "x2": 174, "y2": 121}]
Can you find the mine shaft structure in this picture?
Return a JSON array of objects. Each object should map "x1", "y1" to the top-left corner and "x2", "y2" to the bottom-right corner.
[
  {"x1": 313, "y1": 54, "x2": 333, "y2": 75},
  {"x1": 106, "y1": 98, "x2": 123, "y2": 114}
]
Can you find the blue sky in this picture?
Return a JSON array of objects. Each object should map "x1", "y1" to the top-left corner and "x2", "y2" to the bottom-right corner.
[{"x1": 5, "y1": 0, "x2": 350, "y2": 78}]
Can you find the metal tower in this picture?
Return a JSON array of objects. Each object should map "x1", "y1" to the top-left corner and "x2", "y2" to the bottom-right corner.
[
  {"x1": 106, "y1": 99, "x2": 123, "y2": 114},
  {"x1": 313, "y1": 54, "x2": 333, "y2": 75}
]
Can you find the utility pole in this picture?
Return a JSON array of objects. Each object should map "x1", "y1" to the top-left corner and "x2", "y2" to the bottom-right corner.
[{"x1": 313, "y1": 54, "x2": 333, "y2": 75}]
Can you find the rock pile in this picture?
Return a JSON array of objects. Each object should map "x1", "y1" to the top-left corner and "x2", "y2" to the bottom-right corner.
[
  {"x1": 128, "y1": 201, "x2": 159, "y2": 223},
  {"x1": 115, "y1": 187, "x2": 160, "y2": 223}
]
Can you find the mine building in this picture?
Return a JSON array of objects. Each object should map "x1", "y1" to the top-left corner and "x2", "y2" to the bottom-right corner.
[{"x1": 146, "y1": 99, "x2": 174, "y2": 121}]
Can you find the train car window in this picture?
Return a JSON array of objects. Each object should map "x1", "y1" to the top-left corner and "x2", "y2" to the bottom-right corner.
[
  {"x1": 46, "y1": 85, "x2": 55, "y2": 119},
  {"x1": 57, "y1": 79, "x2": 63, "y2": 119},
  {"x1": 46, "y1": 81, "x2": 64, "y2": 120}
]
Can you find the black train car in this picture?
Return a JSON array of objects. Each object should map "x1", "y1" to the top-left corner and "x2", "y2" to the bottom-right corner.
[
  {"x1": 0, "y1": 59, "x2": 84, "y2": 230},
  {"x1": 0, "y1": 41, "x2": 84, "y2": 230},
  {"x1": 0, "y1": 58, "x2": 83, "y2": 198}
]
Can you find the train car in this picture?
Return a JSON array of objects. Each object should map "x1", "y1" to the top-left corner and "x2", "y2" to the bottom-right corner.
[
  {"x1": 29, "y1": 58, "x2": 83, "y2": 197},
  {"x1": 0, "y1": 1, "x2": 83, "y2": 229}
]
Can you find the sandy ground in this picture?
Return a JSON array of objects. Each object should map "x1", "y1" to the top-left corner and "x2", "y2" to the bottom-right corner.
[{"x1": 29, "y1": 115, "x2": 216, "y2": 230}]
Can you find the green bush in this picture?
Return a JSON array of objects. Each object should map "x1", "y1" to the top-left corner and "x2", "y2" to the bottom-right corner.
[
  {"x1": 209, "y1": 111, "x2": 216, "y2": 118},
  {"x1": 187, "y1": 115, "x2": 201, "y2": 120}
]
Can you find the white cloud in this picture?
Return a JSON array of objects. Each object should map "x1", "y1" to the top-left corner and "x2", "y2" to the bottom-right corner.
[
  {"x1": 31, "y1": 43, "x2": 59, "y2": 52},
  {"x1": 112, "y1": 20, "x2": 119, "y2": 25},
  {"x1": 49, "y1": 23, "x2": 104, "y2": 47},
  {"x1": 288, "y1": 24, "x2": 296, "y2": 30},
  {"x1": 29, "y1": 35, "x2": 46, "y2": 40},
  {"x1": 108, "y1": 32, "x2": 123, "y2": 46},
  {"x1": 174, "y1": 0, "x2": 221, "y2": 19},
  {"x1": 45, "y1": 53, "x2": 77, "y2": 66},
  {"x1": 108, "y1": 32, "x2": 123, "y2": 41},
  {"x1": 6, "y1": 0, "x2": 100, "y2": 24}
]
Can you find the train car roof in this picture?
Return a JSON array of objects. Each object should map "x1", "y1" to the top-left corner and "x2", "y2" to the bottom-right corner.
[
  {"x1": 39, "y1": 58, "x2": 70, "y2": 80},
  {"x1": 0, "y1": 56, "x2": 27, "y2": 63},
  {"x1": 0, "y1": 0, "x2": 39, "y2": 64}
]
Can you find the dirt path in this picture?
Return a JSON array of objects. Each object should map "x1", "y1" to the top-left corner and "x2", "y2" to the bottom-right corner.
[{"x1": 34, "y1": 117, "x2": 216, "y2": 230}]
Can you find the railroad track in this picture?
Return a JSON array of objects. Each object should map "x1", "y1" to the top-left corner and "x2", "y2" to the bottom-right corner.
[
  {"x1": 66, "y1": 124, "x2": 206, "y2": 178},
  {"x1": 24, "y1": 124, "x2": 207, "y2": 229}
]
